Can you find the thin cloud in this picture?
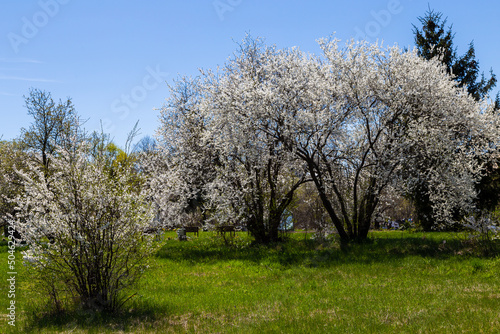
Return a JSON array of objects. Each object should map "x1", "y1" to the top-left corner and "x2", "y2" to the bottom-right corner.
[
  {"x1": 0, "y1": 58, "x2": 43, "y2": 64},
  {"x1": 0, "y1": 91, "x2": 18, "y2": 96},
  {"x1": 0, "y1": 76, "x2": 59, "y2": 83},
  {"x1": 0, "y1": 68, "x2": 25, "y2": 71}
]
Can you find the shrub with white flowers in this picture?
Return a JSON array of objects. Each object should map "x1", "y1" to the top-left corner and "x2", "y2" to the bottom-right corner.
[
  {"x1": 463, "y1": 212, "x2": 499, "y2": 241},
  {"x1": 10, "y1": 139, "x2": 155, "y2": 312}
]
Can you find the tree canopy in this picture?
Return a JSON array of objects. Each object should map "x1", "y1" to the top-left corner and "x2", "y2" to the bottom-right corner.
[
  {"x1": 20, "y1": 88, "x2": 81, "y2": 172},
  {"x1": 148, "y1": 36, "x2": 499, "y2": 243}
]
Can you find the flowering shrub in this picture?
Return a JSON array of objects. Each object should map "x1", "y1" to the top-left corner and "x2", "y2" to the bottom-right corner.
[
  {"x1": 10, "y1": 140, "x2": 155, "y2": 311},
  {"x1": 463, "y1": 212, "x2": 499, "y2": 241}
]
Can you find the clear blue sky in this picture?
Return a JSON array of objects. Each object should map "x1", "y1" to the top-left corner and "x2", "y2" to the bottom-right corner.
[{"x1": 1, "y1": 0, "x2": 499, "y2": 147}]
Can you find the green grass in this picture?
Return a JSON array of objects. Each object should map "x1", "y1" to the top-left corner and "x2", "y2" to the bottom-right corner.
[{"x1": 1, "y1": 231, "x2": 499, "y2": 333}]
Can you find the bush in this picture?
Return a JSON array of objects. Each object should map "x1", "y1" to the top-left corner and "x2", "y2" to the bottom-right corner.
[
  {"x1": 461, "y1": 212, "x2": 500, "y2": 255},
  {"x1": 11, "y1": 141, "x2": 156, "y2": 312}
]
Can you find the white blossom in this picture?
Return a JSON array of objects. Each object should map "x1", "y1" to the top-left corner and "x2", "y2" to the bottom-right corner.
[{"x1": 148, "y1": 36, "x2": 500, "y2": 242}]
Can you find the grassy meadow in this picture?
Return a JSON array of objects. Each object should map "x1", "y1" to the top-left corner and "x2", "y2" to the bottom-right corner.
[{"x1": 1, "y1": 230, "x2": 499, "y2": 333}]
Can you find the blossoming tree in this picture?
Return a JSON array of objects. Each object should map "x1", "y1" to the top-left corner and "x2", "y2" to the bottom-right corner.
[
  {"x1": 151, "y1": 36, "x2": 499, "y2": 243},
  {"x1": 292, "y1": 39, "x2": 499, "y2": 241}
]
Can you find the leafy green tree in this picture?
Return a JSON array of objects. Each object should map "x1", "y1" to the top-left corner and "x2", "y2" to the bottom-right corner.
[{"x1": 87, "y1": 128, "x2": 143, "y2": 191}]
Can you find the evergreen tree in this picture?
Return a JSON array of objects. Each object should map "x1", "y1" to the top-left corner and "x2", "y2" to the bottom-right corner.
[{"x1": 413, "y1": 8, "x2": 498, "y2": 104}]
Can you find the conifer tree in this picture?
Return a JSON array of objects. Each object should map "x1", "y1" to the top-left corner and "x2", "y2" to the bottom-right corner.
[{"x1": 413, "y1": 8, "x2": 499, "y2": 106}]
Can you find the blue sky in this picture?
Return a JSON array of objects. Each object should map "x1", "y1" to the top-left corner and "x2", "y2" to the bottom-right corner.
[{"x1": 1, "y1": 0, "x2": 499, "y2": 147}]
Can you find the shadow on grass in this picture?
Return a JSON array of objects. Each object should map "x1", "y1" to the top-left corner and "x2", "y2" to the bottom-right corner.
[
  {"x1": 23, "y1": 300, "x2": 173, "y2": 333},
  {"x1": 155, "y1": 232, "x2": 500, "y2": 268}
]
